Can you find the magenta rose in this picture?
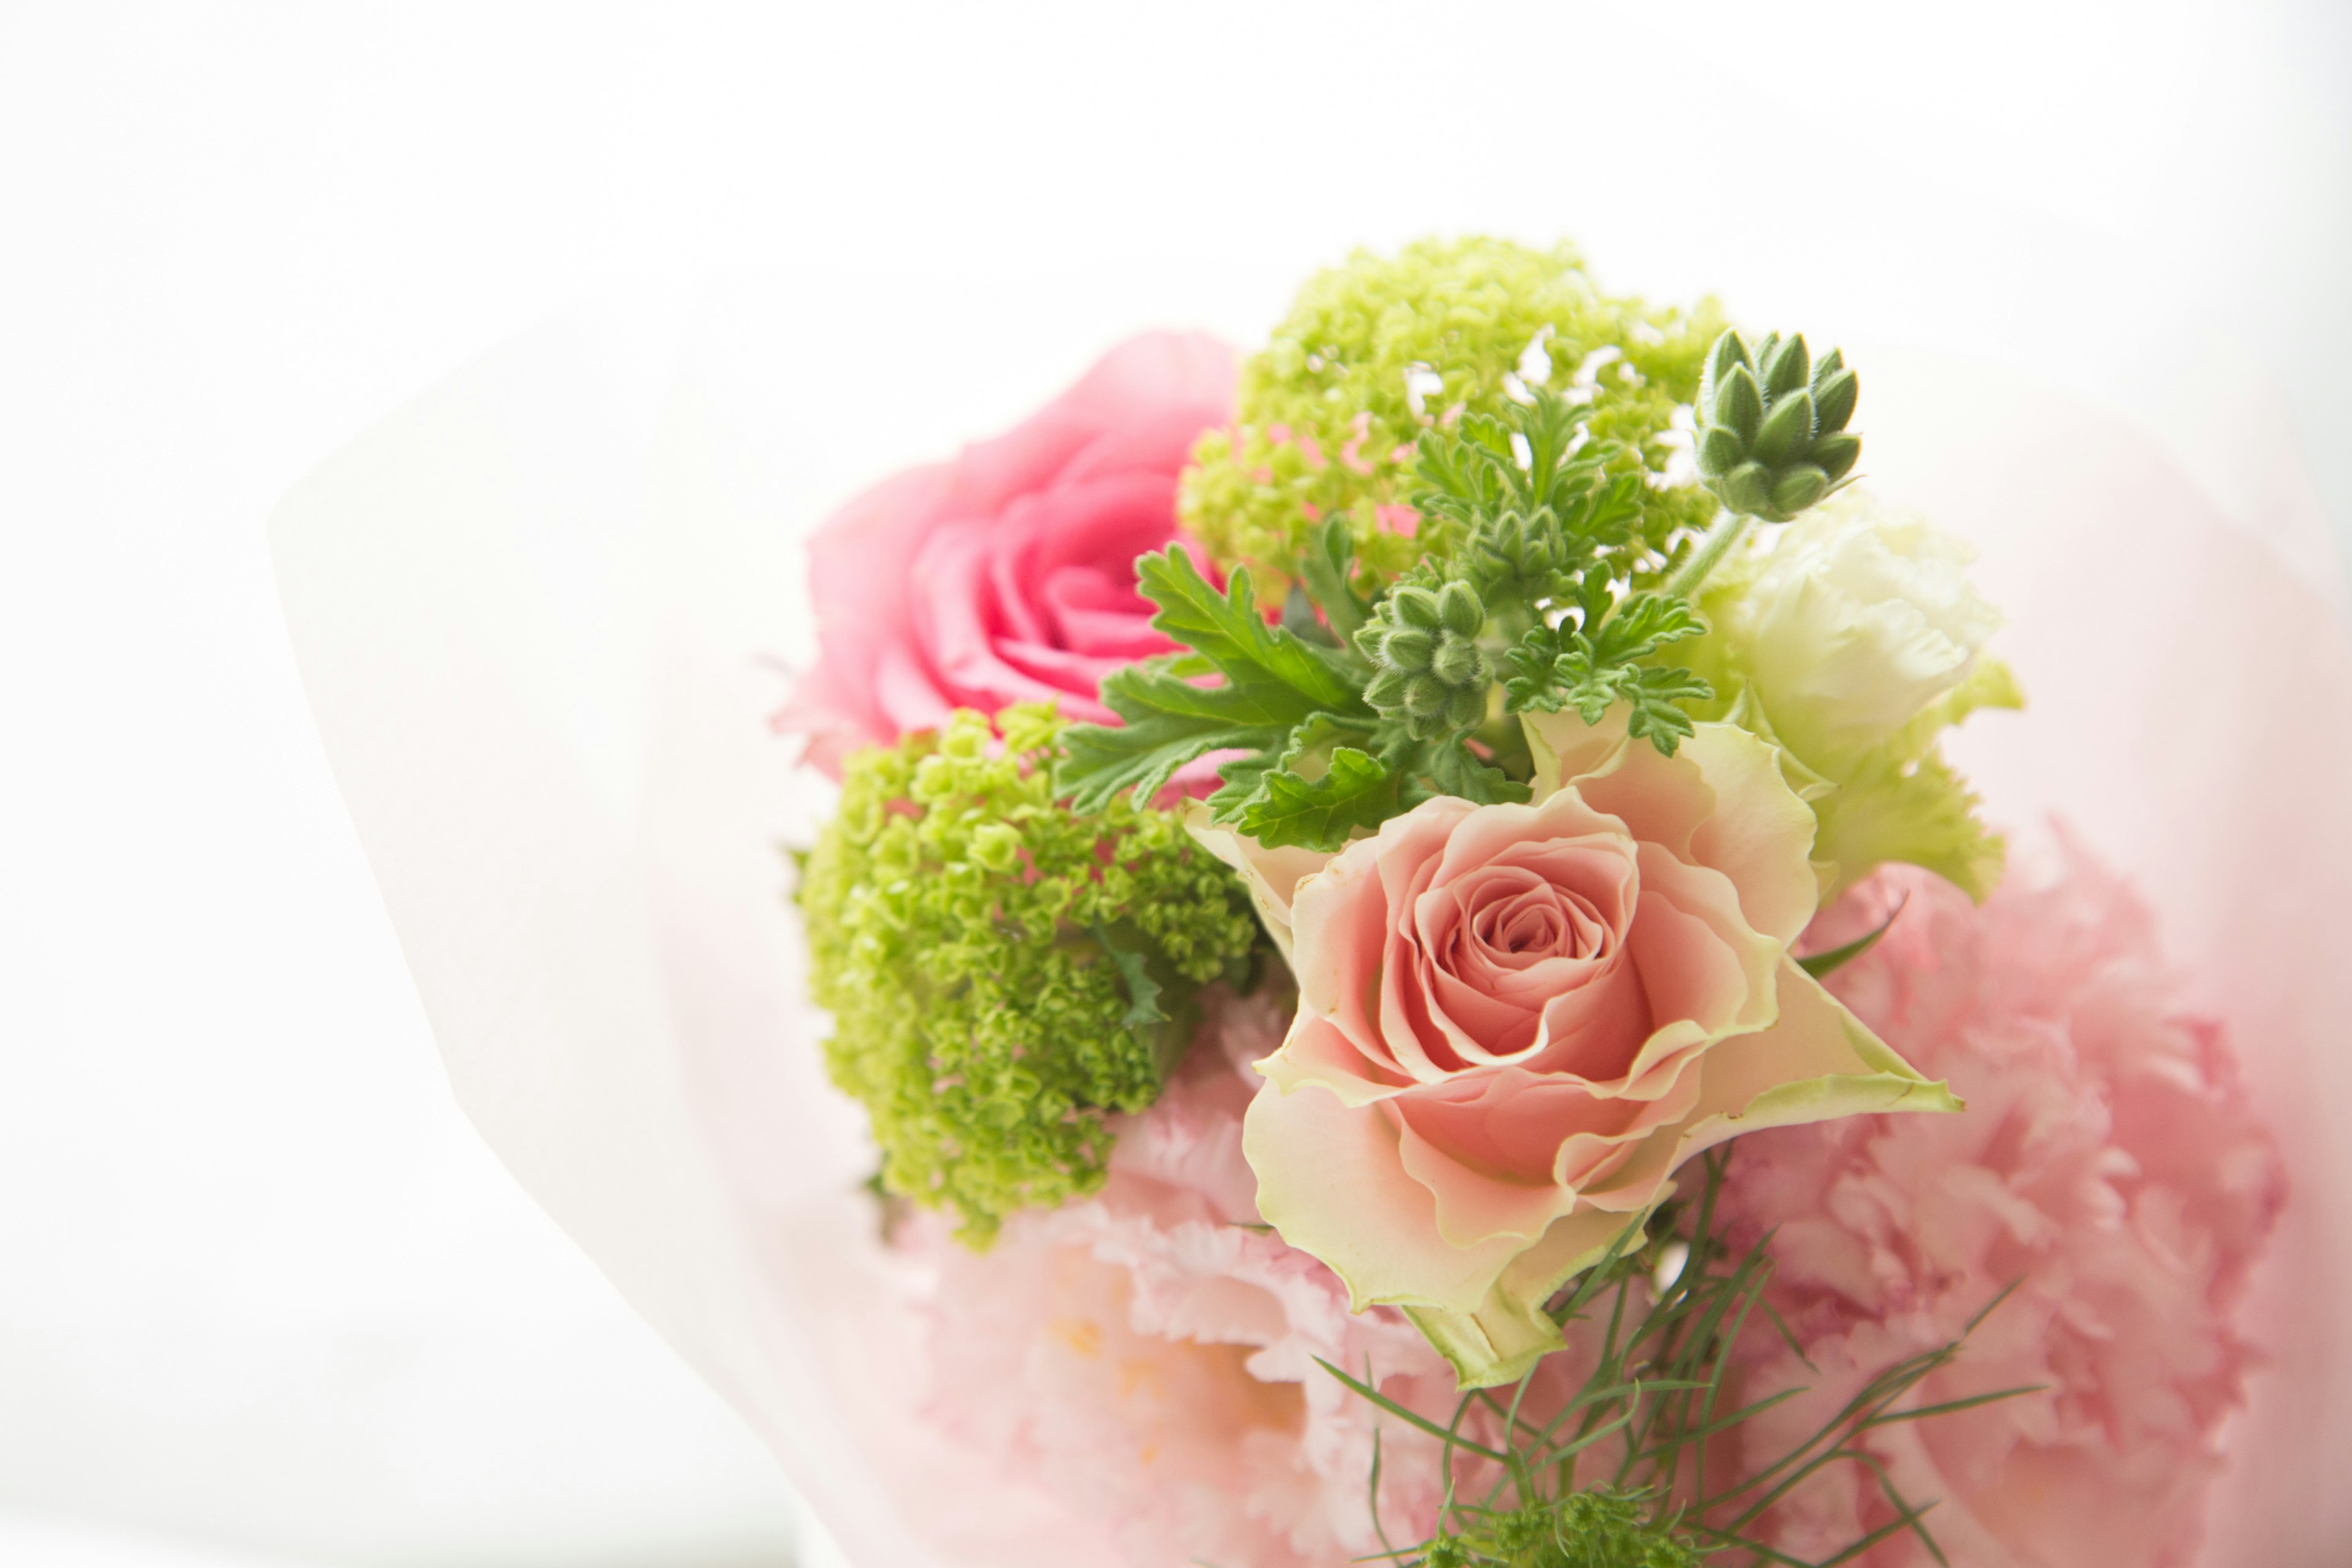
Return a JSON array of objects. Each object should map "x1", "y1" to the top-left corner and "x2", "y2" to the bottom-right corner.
[{"x1": 777, "y1": 332, "x2": 1236, "y2": 774}]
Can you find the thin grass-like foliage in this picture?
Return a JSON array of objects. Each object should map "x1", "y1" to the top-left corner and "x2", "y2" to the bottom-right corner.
[{"x1": 1322, "y1": 1150, "x2": 2034, "y2": 1566}]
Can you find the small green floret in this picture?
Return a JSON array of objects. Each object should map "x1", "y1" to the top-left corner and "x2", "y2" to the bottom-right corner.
[
  {"x1": 796, "y1": 705, "x2": 1260, "y2": 1245},
  {"x1": 1180, "y1": 236, "x2": 1724, "y2": 586},
  {"x1": 1418, "y1": 1490, "x2": 1701, "y2": 1568}
]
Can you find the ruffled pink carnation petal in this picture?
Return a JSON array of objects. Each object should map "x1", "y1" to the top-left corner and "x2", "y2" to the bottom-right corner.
[
  {"x1": 907, "y1": 988, "x2": 1465, "y2": 1568},
  {"x1": 1706, "y1": 837, "x2": 2285, "y2": 1567}
]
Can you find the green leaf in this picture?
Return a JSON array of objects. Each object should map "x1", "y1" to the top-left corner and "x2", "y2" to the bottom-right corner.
[
  {"x1": 1235, "y1": 745, "x2": 1396, "y2": 850},
  {"x1": 1055, "y1": 549, "x2": 1380, "y2": 812},
  {"x1": 1297, "y1": 513, "x2": 1371, "y2": 643},
  {"x1": 1423, "y1": 737, "x2": 1532, "y2": 805},
  {"x1": 1134, "y1": 548, "x2": 1363, "y2": 712},
  {"x1": 1621, "y1": 666, "x2": 1712, "y2": 752},
  {"x1": 1055, "y1": 704, "x2": 1290, "y2": 813},
  {"x1": 1201, "y1": 747, "x2": 1280, "y2": 820},
  {"x1": 1092, "y1": 926, "x2": 1168, "y2": 1028}
]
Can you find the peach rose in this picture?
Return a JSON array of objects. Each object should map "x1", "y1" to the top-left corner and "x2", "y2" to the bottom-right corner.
[{"x1": 1189, "y1": 709, "x2": 1959, "y2": 1386}]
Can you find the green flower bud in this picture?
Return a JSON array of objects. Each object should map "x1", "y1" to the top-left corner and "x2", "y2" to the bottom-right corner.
[
  {"x1": 1391, "y1": 586, "x2": 1442, "y2": 629},
  {"x1": 1360, "y1": 578, "x2": 1494, "y2": 742},
  {"x1": 1716, "y1": 363, "x2": 1763, "y2": 443},
  {"x1": 1752, "y1": 389, "x2": 1815, "y2": 466},
  {"x1": 1697, "y1": 423, "x2": 1743, "y2": 480},
  {"x1": 1811, "y1": 431, "x2": 1861, "y2": 481},
  {"x1": 1723, "y1": 461, "x2": 1772, "y2": 515},
  {"x1": 1429, "y1": 632, "x2": 1487, "y2": 688},
  {"x1": 1436, "y1": 580, "x2": 1483, "y2": 638},
  {"x1": 1770, "y1": 464, "x2": 1830, "y2": 514},
  {"x1": 1707, "y1": 328, "x2": 1753, "y2": 387},
  {"x1": 1762, "y1": 332, "x2": 1810, "y2": 398},
  {"x1": 1381, "y1": 626, "x2": 1434, "y2": 672},
  {"x1": 1812, "y1": 363, "x2": 1857, "y2": 432},
  {"x1": 1692, "y1": 327, "x2": 1862, "y2": 522}
]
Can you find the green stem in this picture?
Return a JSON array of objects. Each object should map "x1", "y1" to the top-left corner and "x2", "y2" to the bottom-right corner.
[{"x1": 1664, "y1": 510, "x2": 1755, "y2": 599}]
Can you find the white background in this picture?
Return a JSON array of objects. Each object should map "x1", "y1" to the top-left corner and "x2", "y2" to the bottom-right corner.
[{"x1": 1, "y1": 4, "x2": 2346, "y2": 1566}]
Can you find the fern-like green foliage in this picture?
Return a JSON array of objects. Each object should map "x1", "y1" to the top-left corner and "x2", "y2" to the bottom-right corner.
[
  {"x1": 1178, "y1": 236, "x2": 1722, "y2": 588},
  {"x1": 797, "y1": 706, "x2": 1260, "y2": 1245},
  {"x1": 1057, "y1": 388, "x2": 1719, "y2": 849},
  {"x1": 1054, "y1": 543, "x2": 1529, "y2": 852}
]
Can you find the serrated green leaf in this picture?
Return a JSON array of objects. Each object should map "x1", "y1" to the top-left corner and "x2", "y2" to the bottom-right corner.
[
  {"x1": 1423, "y1": 738, "x2": 1533, "y2": 805},
  {"x1": 1055, "y1": 706, "x2": 1291, "y2": 813},
  {"x1": 1134, "y1": 548, "x2": 1363, "y2": 712},
  {"x1": 1235, "y1": 745, "x2": 1396, "y2": 850}
]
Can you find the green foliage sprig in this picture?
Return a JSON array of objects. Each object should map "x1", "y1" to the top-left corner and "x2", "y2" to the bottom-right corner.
[
  {"x1": 1332, "y1": 1151, "x2": 2032, "y2": 1567},
  {"x1": 798, "y1": 706, "x2": 1259, "y2": 1245},
  {"x1": 1056, "y1": 390, "x2": 1716, "y2": 848}
]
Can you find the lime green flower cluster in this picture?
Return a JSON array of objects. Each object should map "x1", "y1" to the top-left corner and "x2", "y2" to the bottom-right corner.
[
  {"x1": 1418, "y1": 1490, "x2": 1700, "y2": 1568},
  {"x1": 796, "y1": 704, "x2": 1260, "y2": 1244},
  {"x1": 1179, "y1": 236, "x2": 1724, "y2": 587}
]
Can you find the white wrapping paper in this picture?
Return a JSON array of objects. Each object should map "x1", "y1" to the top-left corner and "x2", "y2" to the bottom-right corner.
[{"x1": 271, "y1": 282, "x2": 2352, "y2": 1567}]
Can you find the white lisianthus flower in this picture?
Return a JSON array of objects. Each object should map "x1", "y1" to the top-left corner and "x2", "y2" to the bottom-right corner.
[
  {"x1": 1692, "y1": 491, "x2": 2022, "y2": 899},
  {"x1": 1726, "y1": 495, "x2": 2002, "y2": 769}
]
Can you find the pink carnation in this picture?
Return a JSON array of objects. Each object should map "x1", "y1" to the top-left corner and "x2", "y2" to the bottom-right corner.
[
  {"x1": 1708, "y1": 842, "x2": 2285, "y2": 1567},
  {"x1": 908, "y1": 986, "x2": 1463, "y2": 1568}
]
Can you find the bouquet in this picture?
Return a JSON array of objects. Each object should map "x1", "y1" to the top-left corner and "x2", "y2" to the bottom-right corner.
[{"x1": 273, "y1": 238, "x2": 2352, "y2": 1567}]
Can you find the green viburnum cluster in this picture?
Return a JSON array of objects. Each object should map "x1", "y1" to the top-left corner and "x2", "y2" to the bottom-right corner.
[
  {"x1": 1057, "y1": 387, "x2": 1730, "y2": 851},
  {"x1": 1178, "y1": 236, "x2": 1724, "y2": 587},
  {"x1": 797, "y1": 706, "x2": 1259, "y2": 1245}
]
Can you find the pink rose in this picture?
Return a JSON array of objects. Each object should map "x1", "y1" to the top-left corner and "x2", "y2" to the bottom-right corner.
[
  {"x1": 1191, "y1": 709, "x2": 1959, "y2": 1386},
  {"x1": 777, "y1": 332, "x2": 1236, "y2": 773}
]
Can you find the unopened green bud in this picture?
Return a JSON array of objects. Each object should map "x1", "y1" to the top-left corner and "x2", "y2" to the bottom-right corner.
[
  {"x1": 1762, "y1": 333, "x2": 1810, "y2": 398},
  {"x1": 1403, "y1": 673, "x2": 1449, "y2": 719},
  {"x1": 1430, "y1": 633, "x2": 1486, "y2": 687},
  {"x1": 1436, "y1": 581, "x2": 1483, "y2": 638},
  {"x1": 1770, "y1": 465, "x2": 1829, "y2": 514},
  {"x1": 1391, "y1": 587, "x2": 1441, "y2": 629},
  {"x1": 1382, "y1": 627, "x2": 1434, "y2": 673},
  {"x1": 1363, "y1": 666, "x2": 1406, "y2": 709},
  {"x1": 1697, "y1": 424, "x2": 1743, "y2": 479},
  {"x1": 1706, "y1": 328, "x2": 1751, "y2": 386},
  {"x1": 1723, "y1": 461, "x2": 1772, "y2": 515},
  {"x1": 1811, "y1": 366, "x2": 1858, "y2": 433},
  {"x1": 1811, "y1": 431, "x2": 1861, "y2": 481},
  {"x1": 1716, "y1": 364, "x2": 1763, "y2": 443},
  {"x1": 1752, "y1": 390, "x2": 1815, "y2": 465},
  {"x1": 1691, "y1": 326, "x2": 1861, "y2": 522}
]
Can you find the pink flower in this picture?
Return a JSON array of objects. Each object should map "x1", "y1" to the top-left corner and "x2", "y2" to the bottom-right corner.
[
  {"x1": 1709, "y1": 845, "x2": 2285, "y2": 1567},
  {"x1": 911, "y1": 986, "x2": 1462, "y2": 1568},
  {"x1": 1192, "y1": 709, "x2": 1958, "y2": 1386},
  {"x1": 777, "y1": 333, "x2": 1235, "y2": 774}
]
